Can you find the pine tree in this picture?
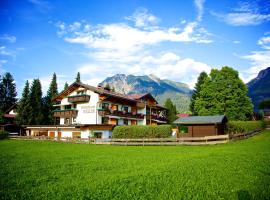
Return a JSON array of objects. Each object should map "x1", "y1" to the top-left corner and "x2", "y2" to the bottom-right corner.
[
  {"x1": 75, "y1": 72, "x2": 81, "y2": 82},
  {"x1": 29, "y1": 79, "x2": 43, "y2": 125},
  {"x1": 0, "y1": 72, "x2": 17, "y2": 113},
  {"x1": 16, "y1": 81, "x2": 31, "y2": 125},
  {"x1": 104, "y1": 83, "x2": 110, "y2": 90},
  {"x1": 164, "y1": 98, "x2": 177, "y2": 124},
  {"x1": 43, "y1": 73, "x2": 58, "y2": 124},
  {"x1": 194, "y1": 66, "x2": 253, "y2": 120},
  {"x1": 64, "y1": 82, "x2": 69, "y2": 90},
  {"x1": 189, "y1": 71, "x2": 208, "y2": 115}
]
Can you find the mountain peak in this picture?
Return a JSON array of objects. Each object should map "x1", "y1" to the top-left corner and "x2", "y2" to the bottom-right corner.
[
  {"x1": 247, "y1": 67, "x2": 270, "y2": 110},
  {"x1": 148, "y1": 74, "x2": 161, "y2": 82},
  {"x1": 99, "y1": 73, "x2": 192, "y2": 112}
]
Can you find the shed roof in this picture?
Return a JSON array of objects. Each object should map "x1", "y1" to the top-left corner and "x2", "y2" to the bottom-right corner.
[{"x1": 173, "y1": 115, "x2": 227, "y2": 124}]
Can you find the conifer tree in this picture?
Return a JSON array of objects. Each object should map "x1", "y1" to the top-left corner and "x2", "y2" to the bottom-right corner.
[
  {"x1": 75, "y1": 72, "x2": 81, "y2": 82},
  {"x1": 194, "y1": 66, "x2": 253, "y2": 120},
  {"x1": 43, "y1": 73, "x2": 58, "y2": 124},
  {"x1": 164, "y1": 98, "x2": 177, "y2": 124},
  {"x1": 16, "y1": 81, "x2": 31, "y2": 125},
  {"x1": 29, "y1": 79, "x2": 43, "y2": 125},
  {"x1": 64, "y1": 82, "x2": 69, "y2": 90},
  {"x1": 190, "y1": 71, "x2": 208, "y2": 115},
  {"x1": 0, "y1": 72, "x2": 17, "y2": 113}
]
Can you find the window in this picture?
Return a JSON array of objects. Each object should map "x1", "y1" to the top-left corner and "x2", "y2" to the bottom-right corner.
[
  {"x1": 64, "y1": 105, "x2": 71, "y2": 110},
  {"x1": 123, "y1": 106, "x2": 129, "y2": 112},
  {"x1": 77, "y1": 90, "x2": 86, "y2": 95},
  {"x1": 64, "y1": 118, "x2": 70, "y2": 125},
  {"x1": 102, "y1": 117, "x2": 109, "y2": 124},
  {"x1": 73, "y1": 104, "x2": 77, "y2": 109},
  {"x1": 123, "y1": 119, "x2": 129, "y2": 125},
  {"x1": 73, "y1": 117, "x2": 76, "y2": 123},
  {"x1": 94, "y1": 132, "x2": 102, "y2": 138},
  {"x1": 102, "y1": 103, "x2": 109, "y2": 110},
  {"x1": 72, "y1": 132, "x2": 81, "y2": 138}
]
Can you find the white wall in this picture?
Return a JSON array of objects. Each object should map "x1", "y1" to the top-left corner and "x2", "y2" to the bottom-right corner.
[{"x1": 59, "y1": 88, "x2": 100, "y2": 125}]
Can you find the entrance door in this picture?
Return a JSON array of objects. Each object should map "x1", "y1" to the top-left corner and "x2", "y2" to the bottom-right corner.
[
  {"x1": 58, "y1": 132, "x2": 62, "y2": 138},
  {"x1": 49, "y1": 132, "x2": 55, "y2": 138}
]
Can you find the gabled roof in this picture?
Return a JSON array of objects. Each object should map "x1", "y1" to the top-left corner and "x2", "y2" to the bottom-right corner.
[
  {"x1": 173, "y1": 115, "x2": 227, "y2": 124},
  {"x1": 127, "y1": 93, "x2": 157, "y2": 103},
  {"x1": 53, "y1": 82, "x2": 165, "y2": 109},
  {"x1": 53, "y1": 82, "x2": 139, "y2": 103}
]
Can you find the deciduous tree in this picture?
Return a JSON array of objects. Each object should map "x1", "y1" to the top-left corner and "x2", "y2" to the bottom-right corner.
[{"x1": 194, "y1": 66, "x2": 253, "y2": 120}]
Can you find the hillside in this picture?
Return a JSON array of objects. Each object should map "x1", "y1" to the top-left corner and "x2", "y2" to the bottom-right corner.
[
  {"x1": 99, "y1": 74, "x2": 192, "y2": 112},
  {"x1": 247, "y1": 67, "x2": 270, "y2": 110}
]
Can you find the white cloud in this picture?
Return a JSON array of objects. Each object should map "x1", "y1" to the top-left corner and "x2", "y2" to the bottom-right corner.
[
  {"x1": 194, "y1": 0, "x2": 205, "y2": 21},
  {"x1": 0, "y1": 34, "x2": 16, "y2": 43},
  {"x1": 0, "y1": 46, "x2": 12, "y2": 56},
  {"x1": 28, "y1": 0, "x2": 52, "y2": 13},
  {"x1": 241, "y1": 34, "x2": 270, "y2": 82},
  {"x1": 233, "y1": 40, "x2": 241, "y2": 44},
  {"x1": 258, "y1": 36, "x2": 270, "y2": 49},
  {"x1": 125, "y1": 8, "x2": 159, "y2": 27},
  {"x1": 56, "y1": 5, "x2": 212, "y2": 88},
  {"x1": 211, "y1": 1, "x2": 270, "y2": 26}
]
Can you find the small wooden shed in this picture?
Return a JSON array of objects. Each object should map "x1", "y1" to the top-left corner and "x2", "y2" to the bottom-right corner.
[{"x1": 173, "y1": 115, "x2": 228, "y2": 137}]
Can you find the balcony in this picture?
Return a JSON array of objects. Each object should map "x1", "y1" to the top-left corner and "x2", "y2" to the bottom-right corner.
[
  {"x1": 53, "y1": 109, "x2": 78, "y2": 118},
  {"x1": 67, "y1": 94, "x2": 90, "y2": 103},
  {"x1": 98, "y1": 108, "x2": 144, "y2": 119},
  {"x1": 146, "y1": 114, "x2": 167, "y2": 122},
  {"x1": 136, "y1": 102, "x2": 145, "y2": 108}
]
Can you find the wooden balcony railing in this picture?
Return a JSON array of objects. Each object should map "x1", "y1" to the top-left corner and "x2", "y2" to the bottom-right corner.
[
  {"x1": 67, "y1": 94, "x2": 90, "y2": 103},
  {"x1": 98, "y1": 108, "x2": 144, "y2": 119},
  {"x1": 146, "y1": 114, "x2": 167, "y2": 122},
  {"x1": 136, "y1": 102, "x2": 146, "y2": 108},
  {"x1": 53, "y1": 109, "x2": 78, "y2": 117}
]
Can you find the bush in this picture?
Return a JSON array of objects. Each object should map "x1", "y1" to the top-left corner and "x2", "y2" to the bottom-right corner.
[
  {"x1": 0, "y1": 131, "x2": 9, "y2": 140},
  {"x1": 226, "y1": 121, "x2": 264, "y2": 135},
  {"x1": 112, "y1": 125, "x2": 172, "y2": 138}
]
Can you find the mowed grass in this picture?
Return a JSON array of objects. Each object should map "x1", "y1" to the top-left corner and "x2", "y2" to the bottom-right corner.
[{"x1": 1, "y1": 132, "x2": 270, "y2": 200}]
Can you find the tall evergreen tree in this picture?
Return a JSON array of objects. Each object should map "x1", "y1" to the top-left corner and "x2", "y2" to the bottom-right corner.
[
  {"x1": 29, "y1": 79, "x2": 43, "y2": 125},
  {"x1": 0, "y1": 72, "x2": 17, "y2": 113},
  {"x1": 164, "y1": 98, "x2": 177, "y2": 124},
  {"x1": 194, "y1": 66, "x2": 253, "y2": 120},
  {"x1": 43, "y1": 73, "x2": 58, "y2": 124},
  {"x1": 75, "y1": 72, "x2": 81, "y2": 82},
  {"x1": 16, "y1": 81, "x2": 31, "y2": 125},
  {"x1": 64, "y1": 82, "x2": 69, "y2": 90},
  {"x1": 190, "y1": 71, "x2": 208, "y2": 115}
]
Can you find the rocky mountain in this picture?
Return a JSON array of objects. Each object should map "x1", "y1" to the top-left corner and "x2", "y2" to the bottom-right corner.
[
  {"x1": 99, "y1": 74, "x2": 192, "y2": 112},
  {"x1": 247, "y1": 67, "x2": 270, "y2": 110}
]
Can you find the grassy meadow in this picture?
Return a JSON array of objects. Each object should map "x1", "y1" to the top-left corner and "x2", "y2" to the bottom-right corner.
[{"x1": 1, "y1": 131, "x2": 270, "y2": 199}]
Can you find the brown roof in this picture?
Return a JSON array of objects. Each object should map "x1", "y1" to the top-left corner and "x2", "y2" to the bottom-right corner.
[
  {"x1": 53, "y1": 82, "x2": 166, "y2": 110},
  {"x1": 126, "y1": 93, "x2": 149, "y2": 99}
]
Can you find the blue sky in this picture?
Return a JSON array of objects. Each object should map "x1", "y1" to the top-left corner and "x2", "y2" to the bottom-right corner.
[{"x1": 1, "y1": 0, "x2": 270, "y2": 95}]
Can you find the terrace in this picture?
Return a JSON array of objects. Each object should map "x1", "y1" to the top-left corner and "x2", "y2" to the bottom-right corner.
[
  {"x1": 53, "y1": 109, "x2": 78, "y2": 118},
  {"x1": 67, "y1": 94, "x2": 90, "y2": 103}
]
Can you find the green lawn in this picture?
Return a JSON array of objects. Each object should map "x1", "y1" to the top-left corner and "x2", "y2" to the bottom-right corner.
[{"x1": 1, "y1": 132, "x2": 270, "y2": 200}]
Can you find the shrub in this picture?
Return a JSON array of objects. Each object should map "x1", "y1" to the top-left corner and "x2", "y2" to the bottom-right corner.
[
  {"x1": 226, "y1": 121, "x2": 264, "y2": 135},
  {"x1": 0, "y1": 131, "x2": 9, "y2": 140},
  {"x1": 112, "y1": 125, "x2": 172, "y2": 138}
]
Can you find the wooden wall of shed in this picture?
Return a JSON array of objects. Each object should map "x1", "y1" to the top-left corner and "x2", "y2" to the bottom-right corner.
[{"x1": 182, "y1": 123, "x2": 226, "y2": 137}]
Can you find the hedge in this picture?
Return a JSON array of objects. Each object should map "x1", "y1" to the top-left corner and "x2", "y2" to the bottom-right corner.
[
  {"x1": 112, "y1": 125, "x2": 172, "y2": 138},
  {"x1": 0, "y1": 131, "x2": 9, "y2": 140},
  {"x1": 226, "y1": 121, "x2": 265, "y2": 135}
]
